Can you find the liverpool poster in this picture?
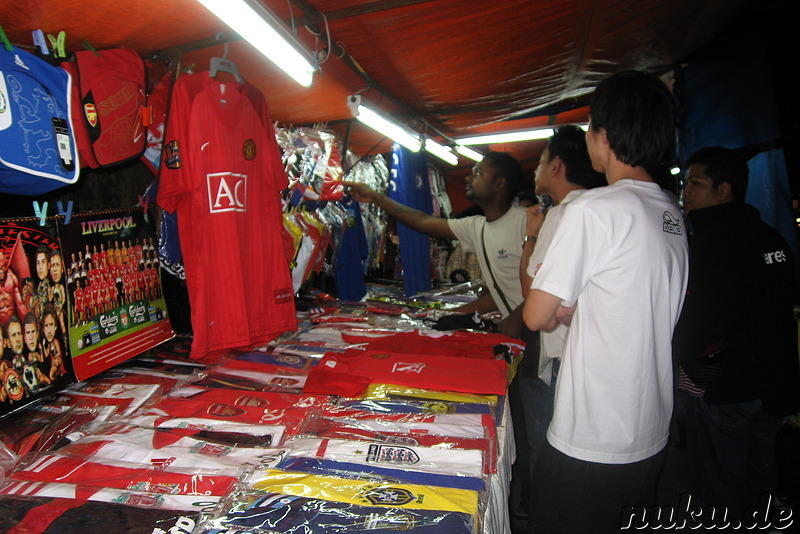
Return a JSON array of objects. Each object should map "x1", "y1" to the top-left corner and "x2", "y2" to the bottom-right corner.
[{"x1": 0, "y1": 208, "x2": 174, "y2": 417}]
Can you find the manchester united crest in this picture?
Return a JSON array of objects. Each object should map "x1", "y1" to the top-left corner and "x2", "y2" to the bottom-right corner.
[{"x1": 243, "y1": 138, "x2": 256, "y2": 161}]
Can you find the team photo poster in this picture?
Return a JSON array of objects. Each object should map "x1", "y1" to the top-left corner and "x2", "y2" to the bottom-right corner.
[
  {"x1": 0, "y1": 207, "x2": 174, "y2": 418},
  {"x1": 0, "y1": 218, "x2": 75, "y2": 416}
]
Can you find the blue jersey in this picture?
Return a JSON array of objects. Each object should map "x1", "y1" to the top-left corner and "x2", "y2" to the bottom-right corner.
[
  {"x1": 0, "y1": 46, "x2": 79, "y2": 195},
  {"x1": 389, "y1": 144, "x2": 432, "y2": 296},
  {"x1": 202, "y1": 491, "x2": 476, "y2": 533},
  {"x1": 276, "y1": 457, "x2": 486, "y2": 492},
  {"x1": 334, "y1": 199, "x2": 368, "y2": 301}
]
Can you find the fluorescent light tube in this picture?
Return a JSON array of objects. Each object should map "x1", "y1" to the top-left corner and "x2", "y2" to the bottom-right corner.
[
  {"x1": 456, "y1": 128, "x2": 555, "y2": 145},
  {"x1": 424, "y1": 138, "x2": 458, "y2": 165},
  {"x1": 348, "y1": 95, "x2": 422, "y2": 152},
  {"x1": 455, "y1": 145, "x2": 483, "y2": 162},
  {"x1": 196, "y1": 0, "x2": 316, "y2": 87}
]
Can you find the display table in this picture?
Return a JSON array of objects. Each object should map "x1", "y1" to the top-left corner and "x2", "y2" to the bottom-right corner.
[
  {"x1": 484, "y1": 398, "x2": 514, "y2": 534},
  {"x1": 0, "y1": 300, "x2": 521, "y2": 534}
]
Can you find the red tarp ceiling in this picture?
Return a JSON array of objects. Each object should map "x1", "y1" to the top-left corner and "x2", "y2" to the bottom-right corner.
[{"x1": 1, "y1": 0, "x2": 750, "y2": 176}]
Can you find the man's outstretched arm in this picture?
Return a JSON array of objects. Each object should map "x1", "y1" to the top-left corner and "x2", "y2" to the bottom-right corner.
[{"x1": 345, "y1": 181, "x2": 456, "y2": 239}]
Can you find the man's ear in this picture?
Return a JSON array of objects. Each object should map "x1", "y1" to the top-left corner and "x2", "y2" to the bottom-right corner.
[
  {"x1": 551, "y1": 155, "x2": 563, "y2": 176},
  {"x1": 598, "y1": 128, "x2": 611, "y2": 148},
  {"x1": 717, "y1": 181, "x2": 734, "y2": 203}
]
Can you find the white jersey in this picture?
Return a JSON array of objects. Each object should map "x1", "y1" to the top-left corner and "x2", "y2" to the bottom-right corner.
[
  {"x1": 532, "y1": 180, "x2": 688, "y2": 463},
  {"x1": 327, "y1": 417, "x2": 489, "y2": 440},
  {"x1": 59, "y1": 424, "x2": 287, "y2": 471},
  {"x1": 284, "y1": 438, "x2": 485, "y2": 478}
]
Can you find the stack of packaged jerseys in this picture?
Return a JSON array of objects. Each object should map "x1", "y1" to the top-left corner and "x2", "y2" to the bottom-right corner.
[{"x1": 0, "y1": 296, "x2": 522, "y2": 533}]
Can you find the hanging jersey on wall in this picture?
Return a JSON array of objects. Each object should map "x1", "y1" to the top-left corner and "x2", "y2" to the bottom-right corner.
[
  {"x1": 141, "y1": 68, "x2": 171, "y2": 174},
  {"x1": 389, "y1": 144, "x2": 432, "y2": 296},
  {"x1": 334, "y1": 199, "x2": 368, "y2": 301},
  {"x1": 157, "y1": 72, "x2": 296, "y2": 361},
  {"x1": 0, "y1": 45, "x2": 79, "y2": 195},
  {"x1": 72, "y1": 48, "x2": 146, "y2": 167}
]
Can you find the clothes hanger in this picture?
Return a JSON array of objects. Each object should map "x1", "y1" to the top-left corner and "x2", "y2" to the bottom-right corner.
[{"x1": 209, "y1": 34, "x2": 243, "y2": 84}]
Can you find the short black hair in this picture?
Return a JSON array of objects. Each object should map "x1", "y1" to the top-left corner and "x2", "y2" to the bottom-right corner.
[
  {"x1": 547, "y1": 125, "x2": 605, "y2": 189},
  {"x1": 589, "y1": 70, "x2": 676, "y2": 175},
  {"x1": 483, "y1": 151, "x2": 524, "y2": 202},
  {"x1": 686, "y1": 146, "x2": 749, "y2": 202}
]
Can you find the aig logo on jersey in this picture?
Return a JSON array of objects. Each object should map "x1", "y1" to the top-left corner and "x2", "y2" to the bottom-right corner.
[{"x1": 207, "y1": 172, "x2": 247, "y2": 213}]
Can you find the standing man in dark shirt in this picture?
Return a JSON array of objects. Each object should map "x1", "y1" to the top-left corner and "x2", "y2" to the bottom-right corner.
[{"x1": 673, "y1": 146, "x2": 800, "y2": 515}]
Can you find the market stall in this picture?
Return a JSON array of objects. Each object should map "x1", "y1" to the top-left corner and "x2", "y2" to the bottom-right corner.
[{"x1": 1, "y1": 1, "x2": 797, "y2": 532}]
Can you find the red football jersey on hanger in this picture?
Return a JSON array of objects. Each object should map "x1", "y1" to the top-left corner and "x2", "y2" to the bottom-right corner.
[{"x1": 157, "y1": 72, "x2": 296, "y2": 361}]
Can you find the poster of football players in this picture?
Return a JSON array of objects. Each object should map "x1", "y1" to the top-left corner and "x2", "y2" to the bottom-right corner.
[
  {"x1": 0, "y1": 219, "x2": 75, "y2": 417},
  {"x1": 58, "y1": 207, "x2": 174, "y2": 381}
]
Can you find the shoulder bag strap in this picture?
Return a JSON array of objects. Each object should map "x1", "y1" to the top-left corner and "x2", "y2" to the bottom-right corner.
[{"x1": 481, "y1": 224, "x2": 512, "y2": 316}]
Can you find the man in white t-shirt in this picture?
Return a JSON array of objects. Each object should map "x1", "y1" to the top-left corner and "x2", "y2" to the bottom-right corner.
[
  {"x1": 523, "y1": 70, "x2": 688, "y2": 532},
  {"x1": 512, "y1": 125, "x2": 605, "y2": 516},
  {"x1": 345, "y1": 151, "x2": 526, "y2": 332}
]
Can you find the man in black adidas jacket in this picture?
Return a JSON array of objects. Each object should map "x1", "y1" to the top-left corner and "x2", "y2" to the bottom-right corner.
[{"x1": 673, "y1": 146, "x2": 800, "y2": 516}]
